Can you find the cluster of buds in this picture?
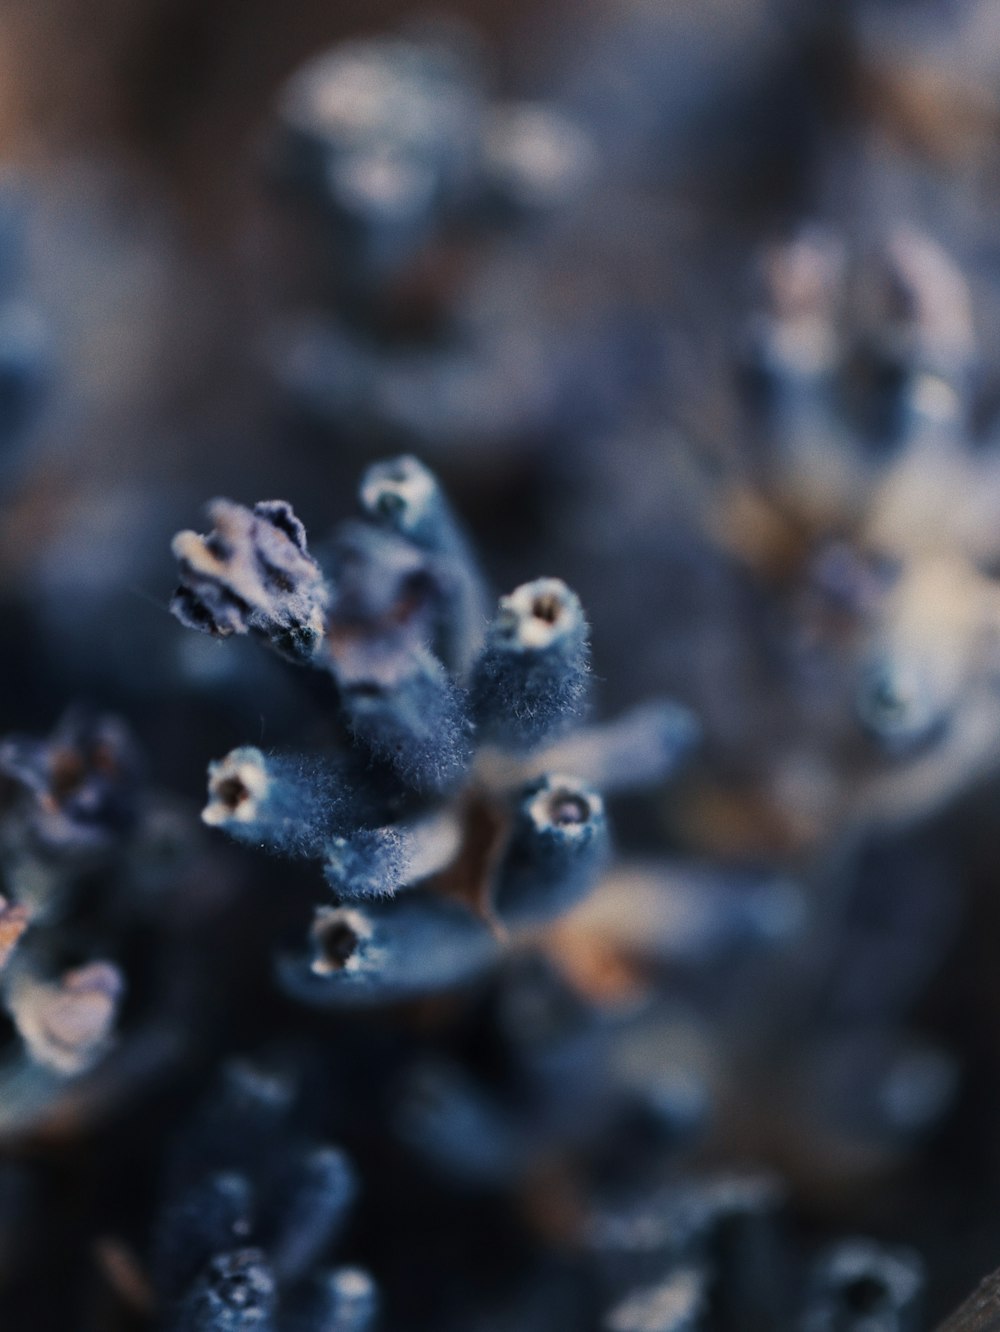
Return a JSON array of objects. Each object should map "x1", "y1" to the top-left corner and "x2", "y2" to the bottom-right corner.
[
  {"x1": 170, "y1": 455, "x2": 698, "y2": 1007},
  {"x1": 686, "y1": 224, "x2": 1000, "y2": 845}
]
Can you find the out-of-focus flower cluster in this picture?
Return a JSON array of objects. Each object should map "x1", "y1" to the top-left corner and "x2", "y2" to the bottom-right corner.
[{"x1": 2, "y1": 2, "x2": 1000, "y2": 1330}]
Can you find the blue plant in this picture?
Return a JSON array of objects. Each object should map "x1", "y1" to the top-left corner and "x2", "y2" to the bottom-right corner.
[{"x1": 171, "y1": 455, "x2": 697, "y2": 1007}]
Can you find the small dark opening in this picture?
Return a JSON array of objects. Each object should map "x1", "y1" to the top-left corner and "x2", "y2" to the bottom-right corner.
[
  {"x1": 376, "y1": 490, "x2": 406, "y2": 520},
  {"x1": 317, "y1": 919, "x2": 359, "y2": 970},
  {"x1": 532, "y1": 593, "x2": 562, "y2": 625},
  {"x1": 842, "y1": 1274, "x2": 888, "y2": 1314},
  {"x1": 549, "y1": 792, "x2": 589, "y2": 827},
  {"x1": 216, "y1": 777, "x2": 249, "y2": 812}
]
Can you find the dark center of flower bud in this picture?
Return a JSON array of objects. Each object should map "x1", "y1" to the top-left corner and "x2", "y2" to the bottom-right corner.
[
  {"x1": 216, "y1": 777, "x2": 249, "y2": 812},
  {"x1": 532, "y1": 593, "x2": 562, "y2": 625},
  {"x1": 376, "y1": 490, "x2": 406, "y2": 520},
  {"x1": 843, "y1": 1275, "x2": 888, "y2": 1314},
  {"x1": 548, "y1": 792, "x2": 589, "y2": 826},
  {"x1": 316, "y1": 918, "x2": 359, "y2": 970}
]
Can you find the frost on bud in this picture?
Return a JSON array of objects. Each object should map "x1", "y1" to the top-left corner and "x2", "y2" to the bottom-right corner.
[
  {"x1": 323, "y1": 828, "x2": 406, "y2": 901},
  {"x1": 7, "y1": 960, "x2": 124, "y2": 1076},
  {"x1": 171, "y1": 1248, "x2": 277, "y2": 1332},
  {"x1": 470, "y1": 578, "x2": 590, "y2": 749},
  {"x1": 495, "y1": 774, "x2": 607, "y2": 926},
  {"x1": 279, "y1": 894, "x2": 498, "y2": 1006},
  {"x1": 203, "y1": 749, "x2": 358, "y2": 858},
  {"x1": 323, "y1": 812, "x2": 461, "y2": 900},
  {"x1": 340, "y1": 652, "x2": 473, "y2": 794},
  {"x1": 171, "y1": 500, "x2": 328, "y2": 664}
]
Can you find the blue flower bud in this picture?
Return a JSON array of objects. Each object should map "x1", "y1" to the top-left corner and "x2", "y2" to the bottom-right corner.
[
  {"x1": 276, "y1": 36, "x2": 482, "y2": 280},
  {"x1": 278, "y1": 893, "x2": 499, "y2": 1006},
  {"x1": 495, "y1": 774, "x2": 607, "y2": 926},
  {"x1": 154, "y1": 1172, "x2": 255, "y2": 1300},
  {"x1": 202, "y1": 749, "x2": 361, "y2": 858},
  {"x1": 0, "y1": 708, "x2": 142, "y2": 856},
  {"x1": 260, "y1": 1145, "x2": 356, "y2": 1284},
  {"x1": 324, "y1": 518, "x2": 469, "y2": 684},
  {"x1": 323, "y1": 812, "x2": 461, "y2": 900},
  {"x1": 358, "y1": 455, "x2": 488, "y2": 674},
  {"x1": 340, "y1": 651, "x2": 473, "y2": 794},
  {"x1": 394, "y1": 1059, "x2": 522, "y2": 1184},
  {"x1": 478, "y1": 103, "x2": 594, "y2": 222},
  {"x1": 470, "y1": 579, "x2": 590, "y2": 749},
  {"x1": 801, "y1": 1239, "x2": 923, "y2": 1332},
  {"x1": 170, "y1": 1248, "x2": 277, "y2": 1332}
]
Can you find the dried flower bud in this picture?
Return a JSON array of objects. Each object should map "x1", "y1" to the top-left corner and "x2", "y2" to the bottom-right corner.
[
  {"x1": 7, "y1": 960, "x2": 124, "y2": 1076},
  {"x1": 0, "y1": 709, "x2": 142, "y2": 855},
  {"x1": 172, "y1": 500, "x2": 328, "y2": 663}
]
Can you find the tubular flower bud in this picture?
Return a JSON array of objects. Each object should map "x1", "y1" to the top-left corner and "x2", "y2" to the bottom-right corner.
[
  {"x1": 495, "y1": 774, "x2": 607, "y2": 926},
  {"x1": 470, "y1": 578, "x2": 590, "y2": 749}
]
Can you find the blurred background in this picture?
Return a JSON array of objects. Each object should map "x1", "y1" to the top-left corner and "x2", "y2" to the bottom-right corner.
[{"x1": 3, "y1": 0, "x2": 1000, "y2": 1327}]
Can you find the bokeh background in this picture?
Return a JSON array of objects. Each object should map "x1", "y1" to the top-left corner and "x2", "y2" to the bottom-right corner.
[{"x1": 2, "y1": 1, "x2": 1000, "y2": 1327}]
